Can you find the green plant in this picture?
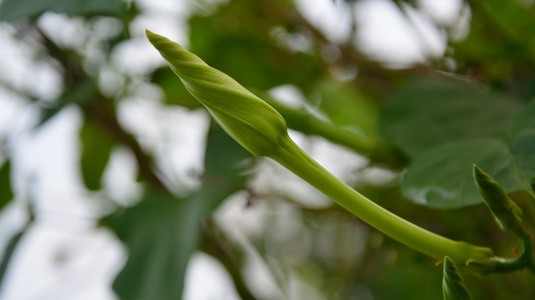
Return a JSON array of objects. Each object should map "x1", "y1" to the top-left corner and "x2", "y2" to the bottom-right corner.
[
  {"x1": 147, "y1": 29, "x2": 535, "y2": 297},
  {"x1": 1, "y1": 1, "x2": 534, "y2": 299}
]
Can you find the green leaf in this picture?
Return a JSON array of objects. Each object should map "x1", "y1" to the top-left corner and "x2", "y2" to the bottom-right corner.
[
  {"x1": 310, "y1": 79, "x2": 378, "y2": 137},
  {"x1": 509, "y1": 100, "x2": 535, "y2": 187},
  {"x1": 0, "y1": 0, "x2": 124, "y2": 21},
  {"x1": 79, "y1": 116, "x2": 115, "y2": 191},
  {"x1": 443, "y1": 257, "x2": 472, "y2": 300},
  {"x1": 461, "y1": 0, "x2": 535, "y2": 72},
  {"x1": 104, "y1": 191, "x2": 193, "y2": 300},
  {"x1": 0, "y1": 160, "x2": 13, "y2": 211},
  {"x1": 104, "y1": 124, "x2": 250, "y2": 300},
  {"x1": 366, "y1": 264, "x2": 442, "y2": 300},
  {"x1": 380, "y1": 77, "x2": 523, "y2": 157},
  {"x1": 188, "y1": 1, "x2": 325, "y2": 90},
  {"x1": 402, "y1": 139, "x2": 526, "y2": 208},
  {"x1": 250, "y1": 89, "x2": 382, "y2": 157},
  {"x1": 201, "y1": 124, "x2": 251, "y2": 202}
]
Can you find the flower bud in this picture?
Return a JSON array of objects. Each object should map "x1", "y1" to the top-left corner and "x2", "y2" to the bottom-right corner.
[
  {"x1": 443, "y1": 257, "x2": 472, "y2": 300},
  {"x1": 473, "y1": 165, "x2": 524, "y2": 236},
  {"x1": 146, "y1": 30, "x2": 288, "y2": 157}
]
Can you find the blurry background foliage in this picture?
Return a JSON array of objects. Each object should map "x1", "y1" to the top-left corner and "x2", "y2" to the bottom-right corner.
[{"x1": 0, "y1": 0, "x2": 534, "y2": 299}]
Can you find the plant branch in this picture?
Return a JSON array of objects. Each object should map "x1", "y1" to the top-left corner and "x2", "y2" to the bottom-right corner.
[
  {"x1": 83, "y1": 97, "x2": 167, "y2": 191},
  {"x1": 200, "y1": 219, "x2": 257, "y2": 300},
  {"x1": 33, "y1": 23, "x2": 167, "y2": 191}
]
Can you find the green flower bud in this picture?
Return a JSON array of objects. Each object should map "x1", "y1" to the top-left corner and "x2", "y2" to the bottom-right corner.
[
  {"x1": 145, "y1": 30, "x2": 288, "y2": 157},
  {"x1": 473, "y1": 165, "x2": 525, "y2": 236},
  {"x1": 145, "y1": 31, "x2": 497, "y2": 267},
  {"x1": 443, "y1": 257, "x2": 472, "y2": 300}
]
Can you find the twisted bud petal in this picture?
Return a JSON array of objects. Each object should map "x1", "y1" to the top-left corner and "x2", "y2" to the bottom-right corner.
[{"x1": 146, "y1": 29, "x2": 288, "y2": 157}]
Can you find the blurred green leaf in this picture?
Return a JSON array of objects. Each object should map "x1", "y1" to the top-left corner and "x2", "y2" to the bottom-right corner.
[
  {"x1": 402, "y1": 139, "x2": 527, "y2": 208},
  {"x1": 443, "y1": 257, "x2": 472, "y2": 300},
  {"x1": 0, "y1": 160, "x2": 13, "y2": 211},
  {"x1": 255, "y1": 90, "x2": 382, "y2": 156},
  {"x1": 451, "y1": 0, "x2": 535, "y2": 86},
  {"x1": 201, "y1": 124, "x2": 252, "y2": 204},
  {"x1": 509, "y1": 100, "x2": 535, "y2": 187},
  {"x1": 0, "y1": 0, "x2": 124, "y2": 21},
  {"x1": 380, "y1": 77, "x2": 523, "y2": 157},
  {"x1": 310, "y1": 79, "x2": 378, "y2": 137},
  {"x1": 104, "y1": 124, "x2": 250, "y2": 300},
  {"x1": 79, "y1": 116, "x2": 115, "y2": 190},
  {"x1": 104, "y1": 191, "x2": 194, "y2": 300},
  {"x1": 468, "y1": 0, "x2": 535, "y2": 64},
  {"x1": 366, "y1": 264, "x2": 442, "y2": 300},
  {"x1": 188, "y1": 1, "x2": 325, "y2": 90}
]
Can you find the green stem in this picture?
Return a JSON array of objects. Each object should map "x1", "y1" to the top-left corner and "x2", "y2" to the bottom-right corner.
[
  {"x1": 272, "y1": 135, "x2": 495, "y2": 265},
  {"x1": 492, "y1": 231, "x2": 534, "y2": 273}
]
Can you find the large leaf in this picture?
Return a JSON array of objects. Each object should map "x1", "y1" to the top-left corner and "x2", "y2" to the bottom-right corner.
[
  {"x1": 79, "y1": 116, "x2": 116, "y2": 190},
  {"x1": 0, "y1": 160, "x2": 13, "y2": 211},
  {"x1": 309, "y1": 79, "x2": 378, "y2": 137},
  {"x1": 104, "y1": 124, "x2": 250, "y2": 300},
  {"x1": 0, "y1": 0, "x2": 124, "y2": 21},
  {"x1": 380, "y1": 77, "x2": 523, "y2": 157},
  {"x1": 188, "y1": 0, "x2": 325, "y2": 90},
  {"x1": 509, "y1": 100, "x2": 535, "y2": 187},
  {"x1": 402, "y1": 139, "x2": 527, "y2": 208},
  {"x1": 254, "y1": 90, "x2": 381, "y2": 157},
  {"x1": 366, "y1": 264, "x2": 442, "y2": 300},
  {"x1": 104, "y1": 191, "x2": 195, "y2": 300},
  {"x1": 201, "y1": 124, "x2": 252, "y2": 204},
  {"x1": 460, "y1": 0, "x2": 535, "y2": 71},
  {"x1": 442, "y1": 257, "x2": 472, "y2": 300}
]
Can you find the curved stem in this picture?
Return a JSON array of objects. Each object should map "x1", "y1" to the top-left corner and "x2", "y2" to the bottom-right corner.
[{"x1": 272, "y1": 135, "x2": 495, "y2": 265}]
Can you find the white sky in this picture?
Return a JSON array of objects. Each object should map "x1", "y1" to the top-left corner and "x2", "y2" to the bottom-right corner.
[{"x1": 0, "y1": 0, "x2": 463, "y2": 299}]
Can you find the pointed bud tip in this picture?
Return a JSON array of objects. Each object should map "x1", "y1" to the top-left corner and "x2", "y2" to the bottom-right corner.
[
  {"x1": 472, "y1": 165, "x2": 525, "y2": 234},
  {"x1": 145, "y1": 29, "x2": 167, "y2": 47},
  {"x1": 473, "y1": 164, "x2": 493, "y2": 186},
  {"x1": 473, "y1": 165, "x2": 503, "y2": 209},
  {"x1": 473, "y1": 164, "x2": 483, "y2": 177},
  {"x1": 145, "y1": 29, "x2": 156, "y2": 41}
]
